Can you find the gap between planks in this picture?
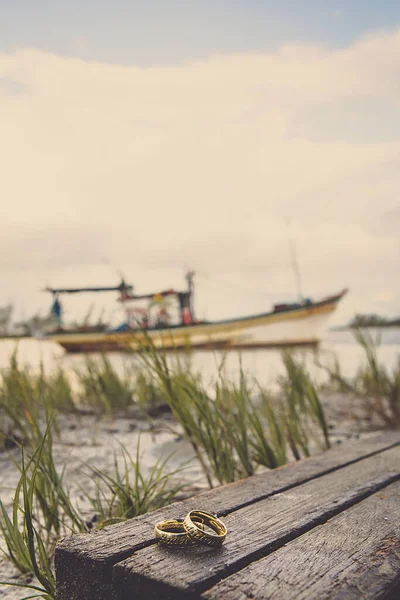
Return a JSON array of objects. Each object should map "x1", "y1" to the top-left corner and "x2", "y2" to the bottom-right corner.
[
  {"x1": 55, "y1": 432, "x2": 400, "y2": 600},
  {"x1": 111, "y1": 445, "x2": 400, "y2": 598},
  {"x1": 203, "y1": 479, "x2": 400, "y2": 600}
]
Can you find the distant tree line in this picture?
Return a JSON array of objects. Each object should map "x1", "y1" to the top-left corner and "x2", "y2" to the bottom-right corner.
[{"x1": 348, "y1": 313, "x2": 400, "y2": 328}]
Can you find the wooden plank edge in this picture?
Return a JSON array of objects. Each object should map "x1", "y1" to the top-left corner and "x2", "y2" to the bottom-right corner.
[
  {"x1": 55, "y1": 432, "x2": 400, "y2": 594},
  {"x1": 203, "y1": 480, "x2": 400, "y2": 600},
  {"x1": 112, "y1": 472, "x2": 400, "y2": 599},
  {"x1": 216, "y1": 433, "x2": 400, "y2": 517},
  {"x1": 196, "y1": 474, "x2": 400, "y2": 596}
]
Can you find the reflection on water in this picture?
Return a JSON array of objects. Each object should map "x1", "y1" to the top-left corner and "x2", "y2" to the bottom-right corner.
[{"x1": 0, "y1": 328, "x2": 399, "y2": 389}]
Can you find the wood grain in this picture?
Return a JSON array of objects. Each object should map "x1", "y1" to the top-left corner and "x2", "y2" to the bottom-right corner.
[
  {"x1": 204, "y1": 480, "x2": 400, "y2": 600},
  {"x1": 111, "y1": 445, "x2": 400, "y2": 599},
  {"x1": 55, "y1": 432, "x2": 400, "y2": 600}
]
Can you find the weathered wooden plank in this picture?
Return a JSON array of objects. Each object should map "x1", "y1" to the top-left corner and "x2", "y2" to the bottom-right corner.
[
  {"x1": 55, "y1": 432, "x2": 400, "y2": 600},
  {"x1": 111, "y1": 446, "x2": 400, "y2": 600},
  {"x1": 204, "y1": 480, "x2": 400, "y2": 600}
]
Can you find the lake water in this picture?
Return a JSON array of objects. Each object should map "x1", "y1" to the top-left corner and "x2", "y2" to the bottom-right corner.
[{"x1": 0, "y1": 328, "x2": 399, "y2": 389}]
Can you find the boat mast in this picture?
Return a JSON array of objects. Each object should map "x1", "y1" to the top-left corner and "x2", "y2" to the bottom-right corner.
[
  {"x1": 43, "y1": 281, "x2": 134, "y2": 295},
  {"x1": 286, "y1": 219, "x2": 304, "y2": 303},
  {"x1": 185, "y1": 270, "x2": 195, "y2": 321}
]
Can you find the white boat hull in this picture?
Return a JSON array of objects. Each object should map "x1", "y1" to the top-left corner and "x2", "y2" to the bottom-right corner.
[
  {"x1": 44, "y1": 290, "x2": 347, "y2": 353},
  {"x1": 234, "y1": 311, "x2": 331, "y2": 348}
]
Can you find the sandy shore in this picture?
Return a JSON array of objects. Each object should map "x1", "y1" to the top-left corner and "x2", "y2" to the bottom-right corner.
[{"x1": 0, "y1": 392, "x2": 386, "y2": 599}]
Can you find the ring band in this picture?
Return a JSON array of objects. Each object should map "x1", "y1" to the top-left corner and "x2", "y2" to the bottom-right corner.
[
  {"x1": 154, "y1": 518, "x2": 204, "y2": 547},
  {"x1": 183, "y1": 510, "x2": 227, "y2": 546}
]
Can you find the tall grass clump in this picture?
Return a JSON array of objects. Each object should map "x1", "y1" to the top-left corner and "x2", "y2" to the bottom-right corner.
[
  {"x1": 44, "y1": 368, "x2": 75, "y2": 413},
  {"x1": 139, "y1": 342, "x2": 330, "y2": 487},
  {"x1": 0, "y1": 432, "x2": 58, "y2": 600},
  {"x1": 0, "y1": 351, "x2": 41, "y2": 449},
  {"x1": 1, "y1": 353, "x2": 55, "y2": 450},
  {"x1": 133, "y1": 371, "x2": 170, "y2": 415},
  {"x1": 0, "y1": 423, "x2": 183, "y2": 598},
  {"x1": 0, "y1": 350, "x2": 77, "y2": 450},
  {"x1": 0, "y1": 348, "x2": 174, "y2": 450},
  {"x1": 279, "y1": 352, "x2": 330, "y2": 459},
  {"x1": 0, "y1": 418, "x2": 86, "y2": 554},
  {"x1": 318, "y1": 329, "x2": 400, "y2": 428},
  {"x1": 354, "y1": 330, "x2": 400, "y2": 427},
  {"x1": 80, "y1": 438, "x2": 185, "y2": 528},
  {"x1": 75, "y1": 354, "x2": 135, "y2": 412}
]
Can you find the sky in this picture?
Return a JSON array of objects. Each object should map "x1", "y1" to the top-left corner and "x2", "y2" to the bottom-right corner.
[{"x1": 0, "y1": 1, "x2": 400, "y2": 326}]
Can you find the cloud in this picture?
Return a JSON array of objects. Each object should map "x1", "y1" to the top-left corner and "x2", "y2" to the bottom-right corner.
[
  {"x1": 0, "y1": 223, "x2": 109, "y2": 271},
  {"x1": 0, "y1": 75, "x2": 28, "y2": 95},
  {"x1": 0, "y1": 30, "x2": 400, "y2": 323}
]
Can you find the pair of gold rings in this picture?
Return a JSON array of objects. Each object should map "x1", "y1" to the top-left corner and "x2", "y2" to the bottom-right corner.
[{"x1": 154, "y1": 509, "x2": 227, "y2": 548}]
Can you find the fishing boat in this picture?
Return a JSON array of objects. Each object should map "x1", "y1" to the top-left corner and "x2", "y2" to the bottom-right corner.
[{"x1": 42, "y1": 272, "x2": 348, "y2": 353}]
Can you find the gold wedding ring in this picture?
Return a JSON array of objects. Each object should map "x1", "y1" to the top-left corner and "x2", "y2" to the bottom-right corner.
[
  {"x1": 183, "y1": 510, "x2": 227, "y2": 546},
  {"x1": 154, "y1": 518, "x2": 204, "y2": 547}
]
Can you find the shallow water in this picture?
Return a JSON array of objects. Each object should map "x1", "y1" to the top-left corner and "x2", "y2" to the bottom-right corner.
[{"x1": 0, "y1": 328, "x2": 399, "y2": 387}]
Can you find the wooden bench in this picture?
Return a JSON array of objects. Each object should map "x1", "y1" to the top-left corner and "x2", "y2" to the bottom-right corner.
[{"x1": 55, "y1": 431, "x2": 400, "y2": 599}]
